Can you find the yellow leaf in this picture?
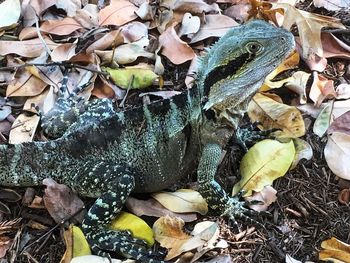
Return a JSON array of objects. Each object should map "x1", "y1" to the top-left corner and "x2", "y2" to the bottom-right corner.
[
  {"x1": 152, "y1": 189, "x2": 208, "y2": 215},
  {"x1": 319, "y1": 237, "x2": 350, "y2": 263},
  {"x1": 232, "y1": 139, "x2": 295, "y2": 196},
  {"x1": 72, "y1": 226, "x2": 92, "y2": 257},
  {"x1": 248, "y1": 93, "x2": 305, "y2": 138},
  {"x1": 61, "y1": 225, "x2": 91, "y2": 263},
  {"x1": 109, "y1": 211, "x2": 154, "y2": 246},
  {"x1": 104, "y1": 67, "x2": 158, "y2": 89},
  {"x1": 261, "y1": 50, "x2": 300, "y2": 91}
]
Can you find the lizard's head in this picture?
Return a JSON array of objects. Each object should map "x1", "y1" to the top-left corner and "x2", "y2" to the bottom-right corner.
[{"x1": 197, "y1": 19, "x2": 295, "y2": 124}]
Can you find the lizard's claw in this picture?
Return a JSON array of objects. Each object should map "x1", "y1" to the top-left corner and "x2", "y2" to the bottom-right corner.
[{"x1": 221, "y1": 196, "x2": 266, "y2": 229}]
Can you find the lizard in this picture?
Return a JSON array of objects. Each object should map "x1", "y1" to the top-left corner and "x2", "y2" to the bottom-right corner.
[{"x1": 0, "y1": 20, "x2": 295, "y2": 262}]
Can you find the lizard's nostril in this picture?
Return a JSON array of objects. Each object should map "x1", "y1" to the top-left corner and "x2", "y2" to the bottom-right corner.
[{"x1": 281, "y1": 37, "x2": 286, "y2": 41}]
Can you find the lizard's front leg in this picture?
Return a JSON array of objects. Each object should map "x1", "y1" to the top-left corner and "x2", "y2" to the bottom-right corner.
[{"x1": 197, "y1": 143, "x2": 261, "y2": 226}]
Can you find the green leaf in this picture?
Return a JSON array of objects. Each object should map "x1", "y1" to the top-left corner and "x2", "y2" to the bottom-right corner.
[
  {"x1": 104, "y1": 67, "x2": 158, "y2": 89},
  {"x1": 232, "y1": 139, "x2": 295, "y2": 196}
]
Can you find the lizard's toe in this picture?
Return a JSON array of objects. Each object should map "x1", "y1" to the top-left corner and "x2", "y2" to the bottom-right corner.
[{"x1": 222, "y1": 197, "x2": 266, "y2": 229}]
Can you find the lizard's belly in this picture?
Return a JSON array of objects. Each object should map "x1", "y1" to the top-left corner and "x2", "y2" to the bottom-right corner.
[{"x1": 113, "y1": 129, "x2": 197, "y2": 193}]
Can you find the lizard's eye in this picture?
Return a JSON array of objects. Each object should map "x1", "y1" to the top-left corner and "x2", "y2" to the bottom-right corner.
[{"x1": 246, "y1": 42, "x2": 263, "y2": 54}]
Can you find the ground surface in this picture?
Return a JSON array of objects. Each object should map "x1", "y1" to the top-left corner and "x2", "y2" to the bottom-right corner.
[{"x1": 1, "y1": 1, "x2": 350, "y2": 263}]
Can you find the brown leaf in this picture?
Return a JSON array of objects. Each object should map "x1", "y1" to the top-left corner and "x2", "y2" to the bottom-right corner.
[
  {"x1": 153, "y1": 216, "x2": 190, "y2": 260},
  {"x1": 98, "y1": 0, "x2": 138, "y2": 26},
  {"x1": 223, "y1": 3, "x2": 251, "y2": 22},
  {"x1": 173, "y1": 0, "x2": 220, "y2": 13},
  {"x1": 21, "y1": 0, "x2": 56, "y2": 26},
  {"x1": 43, "y1": 178, "x2": 85, "y2": 224},
  {"x1": 121, "y1": 21, "x2": 148, "y2": 43},
  {"x1": 245, "y1": 186, "x2": 277, "y2": 212},
  {"x1": 328, "y1": 110, "x2": 350, "y2": 136},
  {"x1": 309, "y1": 72, "x2": 336, "y2": 106},
  {"x1": 0, "y1": 236, "x2": 12, "y2": 258},
  {"x1": 40, "y1": 17, "x2": 84, "y2": 36},
  {"x1": 125, "y1": 197, "x2": 197, "y2": 222},
  {"x1": 0, "y1": 38, "x2": 58, "y2": 57},
  {"x1": 190, "y1": 14, "x2": 239, "y2": 43},
  {"x1": 271, "y1": 3, "x2": 345, "y2": 59},
  {"x1": 322, "y1": 32, "x2": 350, "y2": 59},
  {"x1": 86, "y1": 29, "x2": 123, "y2": 53},
  {"x1": 51, "y1": 43, "x2": 77, "y2": 62},
  {"x1": 159, "y1": 25, "x2": 195, "y2": 64},
  {"x1": 6, "y1": 69, "x2": 47, "y2": 97},
  {"x1": 74, "y1": 4, "x2": 99, "y2": 28}
]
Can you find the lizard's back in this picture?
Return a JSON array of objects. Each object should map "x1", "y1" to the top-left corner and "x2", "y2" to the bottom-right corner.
[{"x1": 0, "y1": 87, "x2": 202, "y2": 195}]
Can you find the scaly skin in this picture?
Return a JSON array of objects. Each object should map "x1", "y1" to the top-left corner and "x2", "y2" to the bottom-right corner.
[{"x1": 0, "y1": 20, "x2": 295, "y2": 262}]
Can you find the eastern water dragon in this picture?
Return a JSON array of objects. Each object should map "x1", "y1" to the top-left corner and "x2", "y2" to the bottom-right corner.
[{"x1": 0, "y1": 20, "x2": 295, "y2": 262}]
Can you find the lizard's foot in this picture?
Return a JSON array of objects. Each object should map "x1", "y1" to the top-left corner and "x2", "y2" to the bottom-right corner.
[
  {"x1": 85, "y1": 228, "x2": 166, "y2": 263},
  {"x1": 234, "y1": 122, "x2": 279, "y2": 152},
  {"x1": 221, "y1": 196, "x2": 266, "y2": 229}
]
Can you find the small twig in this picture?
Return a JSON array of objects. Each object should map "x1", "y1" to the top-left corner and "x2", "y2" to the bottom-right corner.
[
  {"x1": 22, "y1": 205, "x2": 86, "y2": 252},
  {"x1": 34, "y1": 13, "x2": 51, "y2": 56},
  {"x1": 119, "y1": 75, "x2": 135, "y2": 108}
]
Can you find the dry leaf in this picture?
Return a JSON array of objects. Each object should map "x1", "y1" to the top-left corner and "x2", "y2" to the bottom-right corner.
[
  {"x1": 313, "y1": 101, "x2": 333, "y2": 137},
  {"x1": 98, "y1": 0, "x2": 138, "y2": 26},
  {"x1": 271, "y1": 3, "x2": 345, "y2": 59},
  {"x1": 158, "y1": 25, "x2": 195, "y2": 64},
  {"x1": 9, "y1": 113, "x2": 40, "y2": 144},
  {"x1": 178, "y1": 13, "x2": 200, "y2": 37},
  {"x1": 190, "y1": 14, "x2": 239, "y2": 43},
  {"x1": 313, "y1": 0, "x2": 350, "y2": 11},
  {"x1": 328, "y1": 110, "x2": 350, "y2": 136},
  {"x1": 153, "y1": 216, "x2": 191, "y2": 260},
  {"x1": 121, "y1": 22, "x2": 148, "y2": 43},
  {"x1": 248, "y1": 93, "x2": 305, "y2": 138},
  {"x1": 51, "y1": 43, "x2": 77, "y2": 62},
  {"x1": 43, "y1": 178, "x2": 85, "y2": 224},
  {"x1": 324, "y1": 132, "x2": 350, "y2": 180},
  {"x1": 322, "y1": 32, "x2": 350, "y2": 59},
  {"x1": 74, "y1": 4, "x2": 99, "y2": 28},
  {"x1": 126, "y1": 197, "x2": 197, "y2": 222},
  {"x1": 172, "y1": 0, "x2": 220, "y2": 13},
  {"x1": 0, "y1": 0, "x2": 20, "y2": 29},
  {"x1": 245, "y1": 186, "x2": 277, "y2": 211},
  {"x1": 86, "y1": 29, "x2": 123, "y2": 53},
  {"x1": 309, "y1": 72, "x2": 336, "y2": 106},
  {"x1": 40, "y1": 17, "x2": 84, "y2": 36},
  {"x1": 261, "y1": 50, "x2": 300, "y2": 91},
  {"x1": 336, "y1": 84, "x2": 350, "y2": 100},
  {"x1": 319, "y1": 237, "x2": 350, "y2": 262},
  {"x1": 291, "y1": 138, "x2": 313, "y2": 169},
  {"x1": 0, "y1": 38, "x2": 58, "y2": 57},
  {"x1": 151, "y1": 189, "x2": 208, "y2": 215}
]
